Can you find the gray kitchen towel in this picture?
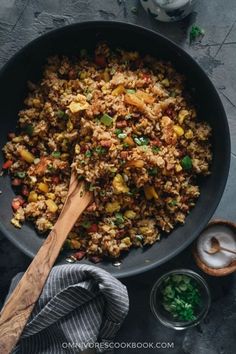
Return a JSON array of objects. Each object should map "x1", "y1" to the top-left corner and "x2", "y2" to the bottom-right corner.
[{"x1": 5, "y1": 264, "x2": 129, "y2": 354}]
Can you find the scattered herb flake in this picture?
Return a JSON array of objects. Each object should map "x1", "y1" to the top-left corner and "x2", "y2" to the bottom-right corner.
[
  {"x1": 190, "y1": 25, "x2": 205, "y2": 43},
  {"x1": 152, "y1": 146, "x2": 160, "y2": 154}
]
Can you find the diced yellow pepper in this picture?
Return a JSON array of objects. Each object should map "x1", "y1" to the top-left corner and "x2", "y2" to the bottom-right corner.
[
  {"x1": 123, "y1": 136, "x2": 135, "y2": 146},
  {"x1": 103, "y1": 70, "x2": 110, "y2": 82},
  {"x1": 121, "y1": 237, "x2": 132, "y2": 246},
  {"x1": 112, "y1": 84, "x2": 125, "y2": 96},
  {"x1": 105, "y1": 201, "x2": 121, "y2": 213},
  {"x1": 112, "y1": 174, "x2": 129, "y2": 194},
  {"x1": 185, "y1": 129, "x2": 193, "y2": 139},
  {"x1": 161, "y1": 78, "x2": 170, "y2": 87},
  {"x1": 175, "y1": 164, "x2": 183, "y2": 172},
  {"x1": 67, "y1": 119, "x2": 73, "y2": 132},
  {"x1": 46, "y1": 193, "x2": 55, "y2": 200},
  {"x1": 28, "y1": 191, "x2": 38, "y2": 202},
  {"x1": 173, "y1": 125, "x2": 184, "y2": 136},
  {"x1": 38, "y1": 182, "x2": 49, "y2": 193},
  {"x1": 46, "y1": 199, "x2": 58, "y2": 213},
  {"x1": 124, "y1": 210, "x2": 136, "y2": 219},
  {"x1": 79, "y1": 71, "x2": 87, "y2": 79},
  {"x1": 19, "y1": 149, "x2": 35, "y2": 163},
  {"x1": 178, "y1": 109, "x2": 189, "y2": 124},
  {"x1": 144, "y1": 185, "x2": 158, "y2": 200}
]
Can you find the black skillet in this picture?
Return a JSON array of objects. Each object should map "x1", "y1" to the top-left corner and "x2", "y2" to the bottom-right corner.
[{"x1": 0, "y1": 21, "x2": 230, "y2": 278}]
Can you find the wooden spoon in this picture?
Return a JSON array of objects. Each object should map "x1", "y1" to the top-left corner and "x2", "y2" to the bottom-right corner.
[
  {"x1": 204, "y1": 236, "x2": 236, "y2": 255},
  {"x1": 0, "y1": 171, "x2": 92, "y2": 354}
]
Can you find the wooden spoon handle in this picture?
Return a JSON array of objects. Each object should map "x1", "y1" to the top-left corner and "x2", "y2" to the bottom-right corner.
[
  {"x1": 220, "y1": 247, "x2": 236, "y2": 255},
  {"x1": 0, "y1": 180, "x2": 91, "y2": 354}
]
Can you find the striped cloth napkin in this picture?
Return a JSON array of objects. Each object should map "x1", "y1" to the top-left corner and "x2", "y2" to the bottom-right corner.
[{"x1": 5, "y1": 264, "x2": 129, "y2": 353}]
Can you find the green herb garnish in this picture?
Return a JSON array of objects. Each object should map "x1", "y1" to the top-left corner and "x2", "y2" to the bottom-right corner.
[
  {"x1": 56, "y1": 110, "x2": 68, "y2": 119},
  {"x1": 114, "y1": 212, "x2": 124, "y2": 225},
  {"x1": 161, "y1": 274, "x2": 201, "y2": 321},
  {"x1": 115, "y1": 128, "x2": 122, "y2": 136},
  {"x1": 25, "y1": 124, "x2": 34, "y2": 136},
  {"x1": 51, "y1": 151, "x2": 61, "y2": 158},
  {"x1": 190, "y1": 25, "x2": 205, "y2": 43},
  {"x1": 152, "y1": 146, "x2": 160, "y2": 154},
  {"x1": 85, "y1": 150, "x2": 92, "y2": 158},
  {"x1": 148, "y1": 167, "x2": 158, "y2": 176},
  {"x1": 168, "y1": 199, "x2": 177, "y2": 207},
  {"x1": 81, "y1": 220, "x2": 92, "y2": 229},
  {"x1": 15, "y1": 171, "x2": 26, "y2": 179},
  {"x1": 135, "y1": 234, "x2": 143, "y2": 242},
  {"x1": 181, "y1": 155, "x2": 192, "y2": 170},
  {"x1": 100, "y1": 113, "x2": 113, "y2": 126},
  {"x1": 118, "y1": 133, "x2": 127, "y2": 139},
  {"x1": 95, "y1": 146, "x2": 106, "y2": 155}
]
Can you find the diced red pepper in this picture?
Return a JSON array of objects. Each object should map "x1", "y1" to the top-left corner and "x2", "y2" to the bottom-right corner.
[
  {"x1": 52, "y1": 176, "x2": 60, "y2": 185},
  {"x1": 2, "y1": 160, "x2": 13, "y2": 169},
  {"x1": 8, "y1": 133, "x2": 15, "y2": 140},
  {"x1": 12, "y1": 196, "x2": 24, "y2": 211},
  {"x1": 87, "y1": 223, "x2": 98, "y2": 233},
  {"x1": 95, "y1": 55, "x2": 106, "y2": 67},
  {"x1": 151, "y1": 138, "x2": 161, "y2": 147},
  {"x1": 74, "y1": 251, "x2": 86, "y2": 261},
  {"x1": 68, "y1": 69, "x2": 77, "y2": 79},
  {"x1": 11, "y1": 178, "x2": 22, "y2": 186},
  {"x1": 142, "y1": 73, "x2": 151, "y2": 82}
]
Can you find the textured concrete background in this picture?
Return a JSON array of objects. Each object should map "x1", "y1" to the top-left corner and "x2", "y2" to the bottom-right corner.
[{"x1": 0, "y1": 1, "x2": 236, "y2": 353}]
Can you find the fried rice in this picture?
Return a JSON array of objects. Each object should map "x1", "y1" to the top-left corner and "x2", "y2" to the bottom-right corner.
[{"x1": 2, "y1": 43, "x2": 212, "y2": 261}]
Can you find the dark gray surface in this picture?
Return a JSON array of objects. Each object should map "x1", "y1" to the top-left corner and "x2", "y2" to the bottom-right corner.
[{"x1": 0, "y1": 1, "x2": 235, "y2": 353}]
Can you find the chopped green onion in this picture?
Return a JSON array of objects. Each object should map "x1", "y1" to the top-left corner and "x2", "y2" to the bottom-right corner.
[
  {"x1": 134, "y1": 136, "x2": 149, "y2": 146},
  {"x1": 118, "y1": 133, "x2": 127, "y2": 139},
  {"x1": 51, "y1": 151, "x2": 61, "y2": 158},
  {"x1": 135, "y1": 234, "x2": 143, "y2": 242},
  {"x1": 81, "y1": 220, "x2": 92, "y2": 228},
  {"x1": 115, "y1": 212, "x2": 124, "y2": 225},
  {"x1": 115, "y1": 129, "x2": 122, "y2": 136},
  {"x1": 56, "y1": 110, "x2": 68, "y2": 119},
  {"x1": 123, "y1": 143, "x2": 130, "y2": 148},
  {"x1": 100, "y1": 113, "x2": 113, "y2": 126},
  {"x1": 89, "y1": 183, "x2": 96, "y2": 191},
  {"x1": 126, "y1": 89, "x2": 136, "y2": 94},
  {"x1": 148, "y1": 167, "x2": 158, "y2": 176},
  {"x1": 95, "y1": 146, "x2": 106, "y2": 155},
  {"x1": 15, "y1": 171, "x2": 26, "y2": 179},
  {"x1": 85, "y1": 150, "x2": 92, "y2": 158},
  {"x1": 152, "y1": 146, "x2": 160, "y2": 154},
  {"x1": 125, "y1": 114, "x2": 132, "y2": 120},
  {"x1": 168, "y1": 199, "x2": 177, "y2": 206},
  {"x1": 161, "y1": 274, "x2": 201, "y2": 322},
  {"x1": 25, "y1": 124, "x2": 34, "y2": 136},
  {"x1": 181, "y1": 155, "x2": 192, "y2": 170}
]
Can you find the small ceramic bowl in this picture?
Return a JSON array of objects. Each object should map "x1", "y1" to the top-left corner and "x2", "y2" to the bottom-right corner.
[
  {"x1": 193, "y1": 219, "x2": 236, "y2": 276},
  {"x1": 140, "y1": 0, "x2": 197, "y2": 22},
  {"x1": 150, "y1": 269, "x2": 211, "y2": 330}
]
